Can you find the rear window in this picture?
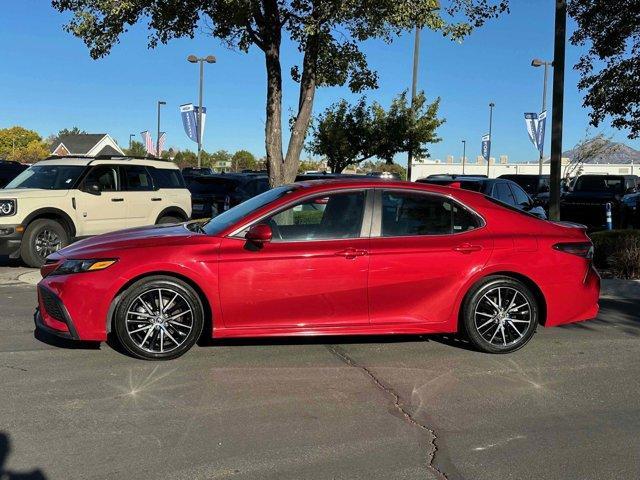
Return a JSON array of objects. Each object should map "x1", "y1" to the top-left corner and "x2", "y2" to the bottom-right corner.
[
  {"x1": 188, "y1": 178, "x2": 240, "y2": 194},
  {"x1": 574, "y1": 176, "x2": 625, "y2": 193},
  {"x1": 150, "y1": 168, "x2": 185, "y2": 189}
]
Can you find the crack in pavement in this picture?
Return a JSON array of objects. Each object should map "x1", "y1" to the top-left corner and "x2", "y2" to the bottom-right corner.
[{"x1": 326, "y1": 344, "x2": 448, "y2": 480}]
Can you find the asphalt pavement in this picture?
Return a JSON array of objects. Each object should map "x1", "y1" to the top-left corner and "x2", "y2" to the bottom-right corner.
[{"x1": 0, "y1": 260, "x2": 638, "y2": 480}]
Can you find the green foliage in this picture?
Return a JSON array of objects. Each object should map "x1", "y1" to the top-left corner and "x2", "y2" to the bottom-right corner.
[
  {"x1": 173, "y1": 150, "x2": 198, "y2": 169},
  {"x1": 125, "y1": 140, "x2": 148, "y2": 158},
  {"x1": 309, "y1": 90, "x2": 444, "y2": 173},
  {"x1": 57, "y1": 127, "x2": 87, "y2": 136},
  {"x1": 361, "y1": 160, "x2": 407, "y2": 180},
  {"x1": 590, "y1": 230, "x2": 640, "y2": 278},
  {"x1": 569, "y1": 1, "x2": 640, "y2": 138},
  {"x1": 0, "y1": 126, "x2": 50, "y2": 162},
  {"x1": 51, "y1": 0, "x2": 509, "y2": 186},
  {"x1": 293, "y1": 209, "x2": 324, "y2": 225},
  {"x1": 298, "y1": 159, "x2": 326, "y2": 173},
  {"x1": 231, "y1": 149, "x2": 258, "y2": 171}
]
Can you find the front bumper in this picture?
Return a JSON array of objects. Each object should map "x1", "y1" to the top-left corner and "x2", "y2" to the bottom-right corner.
[
  {"x1": 34, "y1": 285, "x2": 80, "y2": 340},
  {"x1": 0, "y1": 224, "x2": 23, "y2": 258}
]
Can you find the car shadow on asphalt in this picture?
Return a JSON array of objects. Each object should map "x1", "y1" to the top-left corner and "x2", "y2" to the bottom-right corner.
[
  {"x1": 0, "y1": 256, "x2": 24, "y2": 268},
  {"x1": 33, "y1": 327, "x2": 101, "y2": 351},
  {"x1": 0, "y1": 432, "x2": 47, "y2": 479},
  {"x1": 557, "y1": 297, "x2": 640, "y2": 336}
]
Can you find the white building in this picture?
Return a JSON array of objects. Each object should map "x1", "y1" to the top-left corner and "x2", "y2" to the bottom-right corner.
[{"x1": 411, "y1": 156, "x2": 638, "y2": 180}]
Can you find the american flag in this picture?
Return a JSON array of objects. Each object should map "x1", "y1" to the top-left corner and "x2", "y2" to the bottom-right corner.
[
  {"x1": 157, "y1": 132, "x2": 166, "y2": 156},
  {"x1": 140, "y1": 131, "x2": 156, "y2": 156}
]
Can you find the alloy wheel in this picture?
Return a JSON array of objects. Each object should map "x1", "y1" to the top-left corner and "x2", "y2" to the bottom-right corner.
[
  {"x1": 125, "y1": 288, "x2": 195, "y2": 354},
  {"x1": 34, "y1": 229, "x2": 62, "y2": 258},
  {"x1": 473, "y1": 286, "x2": 533, "y2": 347}
]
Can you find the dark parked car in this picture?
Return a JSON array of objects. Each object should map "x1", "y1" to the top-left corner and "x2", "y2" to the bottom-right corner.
[
  {"x1": 498, "y1": 174, "x2": 550, "y2": 208},
  {"x1": 181, "y1": 167, "x2": 214, "y2": 185},
  {"x1": 0, "y1": 160, "x2": 28, "y2": 188},
  {"x1": 417, "y1": 176, "x2": 547, "y2": 219},
  {"x1": 188, "y1": 173, "x2": 270, "y2": 218},
  {"x1": 426, "y1": 173, "x2": 488, "y2": 180},
  {"x1": 561, "y1": 174, "x2": 639, "y2": 230}
]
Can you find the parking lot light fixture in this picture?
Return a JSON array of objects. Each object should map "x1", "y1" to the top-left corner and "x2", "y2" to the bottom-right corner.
[
  {"x1": 531, "y1": 58, "x2": 553, "y2": 175},
  {"x1": 187, "y1": 54, "x2": 217, "y2": 168}
]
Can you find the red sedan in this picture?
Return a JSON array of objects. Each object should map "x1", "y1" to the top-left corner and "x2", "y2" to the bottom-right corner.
[{"x1": 35, "y1": 180, "x2": 600, "y2": 360}]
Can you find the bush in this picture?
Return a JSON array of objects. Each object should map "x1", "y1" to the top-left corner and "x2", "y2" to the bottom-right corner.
[{"x1": 590, "y1": 230, "x2": 640, "y2": 279}]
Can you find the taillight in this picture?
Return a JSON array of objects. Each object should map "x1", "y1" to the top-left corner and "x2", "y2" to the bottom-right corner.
[{"x1": 553, "y1": 242, "x2": 594, "y2": 258}]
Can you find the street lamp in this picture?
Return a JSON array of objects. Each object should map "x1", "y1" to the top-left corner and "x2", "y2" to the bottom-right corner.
[
  {"x1": 531, "y1": 58, "x2": 553, "y2": 175},
  {"x1": 462, "y1": 139, "x2": 466, "y2": 174},
  {"x1": 486, "y1": 102, "x2": 495, "y2": 177},
  {"x1": 129, "y1": 133, "x2": 135, "y2": 150},
  {"x1": 156, "y1": 101, "x2": 166, "y2": 157},
  {"x1": 187, "y1": 54, "x2": 217, "y2": 168}
]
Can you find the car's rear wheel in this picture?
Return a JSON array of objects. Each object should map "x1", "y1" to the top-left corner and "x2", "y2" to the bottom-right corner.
[
  {"x1": 462, "y1": 276, "x2": 539, "y2": 354},
  {"x1": 114, "y1": 276, "x2": 204, "y2": 360},
  {"x1": 21, "y1": 218, "x2": 69, "y2": 268}
]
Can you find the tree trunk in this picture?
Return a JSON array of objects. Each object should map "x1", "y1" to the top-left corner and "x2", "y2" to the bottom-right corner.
[
  {"x1": 264, "y1": 43, "x2": 285, "y2": 187},
  {"x1": 282, "y1": 33, "x2": 319, "y2": 184}
]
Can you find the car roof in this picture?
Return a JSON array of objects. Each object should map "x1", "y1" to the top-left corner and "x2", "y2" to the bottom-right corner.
[{"x1": 34, "y1": 156, "x2": 180, "y2": 170}]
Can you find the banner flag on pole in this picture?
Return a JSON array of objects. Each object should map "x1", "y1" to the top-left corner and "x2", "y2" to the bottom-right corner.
[
  {"x1": 157, "y1": 132, "x2": 166, "y2": 156},
  {"x1": 481, "y1": 134, "x2": 491, "y2": 162},
  {"x1": 180, "y1": 104, "x2": 207, "y2": 144},
  {"x1": 140, "y1": 131, "x2": 156, "y2": 156},
  {"x1": 180, "y1": 104, "x2": 198, "y2": 143},
  {"x1": 524, "y1": 110, "x2": 547, "y2": 154}
]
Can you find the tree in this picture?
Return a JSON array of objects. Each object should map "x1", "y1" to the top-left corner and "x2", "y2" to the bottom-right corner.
[
  {"x1": 0, "y1": 126, "x2": 50, "y2": 162},
  {"x1": 232, "y1": 149, "x2": 258, "y2": 171},
  {"x1": 361, "y1": 160, "x2": 407, "y2": 180},
  {"x1": 57, "y1": 127, "x2": 87, "y2": 136},
  {"x1": 562, "y1": 133, "x2": 620, "y2": 179},
  {"x1": 125, "y1": 140, "x2": 148, "y2": 157},
  {"x1": 205, "y1": 150, "x2": 232, "y2": 170},
  {"x1": 569, "y1": 1, "x2": 640, "y2": 138},
  {"x1": 52, "y1": 0, "x2": 509, "y2": 186},
  {"x1": 308, "y1": 91, "x2": 444, "y2": 173},
  {"x1": 173, "y1": 150, "x2": 198, "y2": 169}
]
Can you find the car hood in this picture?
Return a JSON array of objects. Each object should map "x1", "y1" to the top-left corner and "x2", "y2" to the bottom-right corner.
[
  {"x1": 54, "y1": 223, "x2": 201, "y2": 258},
  {"x1": 0, "y1": 188, "x2": 69, "y2": 199}
]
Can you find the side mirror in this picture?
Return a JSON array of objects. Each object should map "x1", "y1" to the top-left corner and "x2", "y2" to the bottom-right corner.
[
  {"x1": 245, "y1": 223, "x2": 272, "y2": 246},
  {"x1": 84, "y1": 182, "x2": 102, "y2": 195}
]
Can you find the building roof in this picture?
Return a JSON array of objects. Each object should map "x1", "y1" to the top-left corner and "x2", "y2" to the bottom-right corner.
[{"x1": 52, "y1": 134, "x2": 107, "y2": 154}]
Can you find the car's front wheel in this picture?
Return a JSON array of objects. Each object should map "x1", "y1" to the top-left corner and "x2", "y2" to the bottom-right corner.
[
  {"x1": 462, "y1": 276, "x2": 539, "y2": 354},
  {"x1": 21, "y1": 218, "x2": 69, "y2": 268},
  {"x1": 113, "y1": 276, "x2": 204, "y2": 360}
]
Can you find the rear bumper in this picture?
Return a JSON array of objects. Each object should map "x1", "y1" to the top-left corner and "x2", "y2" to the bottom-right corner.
[
  {"x1": 0, "y1": 224, "x2": 23, "y2": 258},
  {"x1": 543, "y1": 265, "x2": 600, "y2": 327}
]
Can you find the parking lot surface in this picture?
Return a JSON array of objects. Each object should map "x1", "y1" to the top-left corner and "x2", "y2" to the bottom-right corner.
[{"x1": 0, "y1": 262, "x2": 638, "y2": 480}]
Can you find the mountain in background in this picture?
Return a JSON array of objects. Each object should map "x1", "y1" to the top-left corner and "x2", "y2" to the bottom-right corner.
[{"x1": 562, "y1": 138, "x2": 640, "y2": 164}]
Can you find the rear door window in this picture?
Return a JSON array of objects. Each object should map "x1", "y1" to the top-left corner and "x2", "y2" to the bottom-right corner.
[
  {"x1": 493, "y1": 182, "x2": 516, "y2": 206},
  {"x1": 150, "y1": 168, "x2": 185, "y2": 188},
  {"x1": 123, "y1": 166, "x2": 154, "y2": 191}
]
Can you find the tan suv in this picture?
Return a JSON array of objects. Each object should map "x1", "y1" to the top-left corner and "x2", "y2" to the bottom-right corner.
[{"x1": 0, "y1": 156, "x2": 191, "y2": 267}]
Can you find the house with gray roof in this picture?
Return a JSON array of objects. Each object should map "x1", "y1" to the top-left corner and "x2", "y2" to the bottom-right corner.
[{"x1": 50, "y1": 133, "x2": 124, "y2": 157}]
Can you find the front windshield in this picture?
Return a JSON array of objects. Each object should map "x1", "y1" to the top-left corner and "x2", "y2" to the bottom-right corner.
[
  {"x1": 573, "y1": 176, "x2": 624, "y2": 193},
  {"x1": 202, "y1": 185, "x2": 298, "y2": 235},
  {"x1": 5, "y1": 165, "x2": 85, "y2": 190}
]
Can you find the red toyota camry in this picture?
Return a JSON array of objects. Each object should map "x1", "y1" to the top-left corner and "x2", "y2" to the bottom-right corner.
[{"x1": 35, "y1": 180, "x2": 600, "y2": 360}]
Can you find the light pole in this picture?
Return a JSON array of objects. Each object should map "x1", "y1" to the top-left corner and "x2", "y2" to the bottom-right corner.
[
  {"x1": 462, "y1": 139, "x2": 466, "y2": 174},
  {"x1": 156, "y1": 101, "x2": 166, "y2": 157},
  {"x1": 531, "y1": 58, "x2": 552, "y2": 175},
  {"x1": 407, "y1": 27, "x2": 421, "y2": 182},
  {"x1": 129, "y1": 133, "x2": 135, "y2": 150},
  {"x1": 187, "y1": 54, "x2": 216, "y2": 168},
  {"x1": 486, "y1": 102, "x2": 495, "y2": 177},
  {"x1": 549, "y1": 0, "x2": 567, "y2": 221}
]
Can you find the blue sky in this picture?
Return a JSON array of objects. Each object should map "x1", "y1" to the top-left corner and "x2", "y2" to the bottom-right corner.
[{"x1": 0, "y1": 1, "x2": 637, "y2": 164}]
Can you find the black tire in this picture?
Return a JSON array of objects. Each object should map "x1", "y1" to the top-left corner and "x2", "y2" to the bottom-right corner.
[
  {"x1": 21, "y1": 218, "x2": 69, "y2": 268},
  {"x1": 156, "y1": 216, "x2": 181, "y2": 225},
  {"x1": 461, "y1": 276, "x2": 539, "y2": 354},
  {"x1": 113, "y1": 276, "x2": 204, "y2": 360}
]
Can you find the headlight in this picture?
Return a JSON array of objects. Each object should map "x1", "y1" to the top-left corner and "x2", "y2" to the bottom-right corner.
[
  {"x1": 0, "y1": 199, "x2": 16, "y2": 216},
  {"x1": 52, "y1": 259, "x2": 117, "y2": 275}
]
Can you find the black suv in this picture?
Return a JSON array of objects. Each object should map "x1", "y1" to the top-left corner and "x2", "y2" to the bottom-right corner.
[
  {"x1": 417, "y1": 176, "x2": 547, "y2": 219},
  {"x1": 498, "y1": 174, "x2": 550, "y2": 208},
  {"x1": 188, "y1": 173, "x2": 270, "y2": 218},
  {"x1": 561, "y1": 174, "x2": 638, "y2": 230},
  {"x1": 0, "y1": 160, "x2": 28, "y2": 188}
]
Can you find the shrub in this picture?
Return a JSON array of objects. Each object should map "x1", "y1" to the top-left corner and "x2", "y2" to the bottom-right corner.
[{"x1": 590, "y1": 230, "x2": 640, "y2": 279}]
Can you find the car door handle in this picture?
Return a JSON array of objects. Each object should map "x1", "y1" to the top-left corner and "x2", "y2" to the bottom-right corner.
[
  {"x1": 151, "y1": 198, "x2": 162, "y2": 201},
  {"x1": 335, "y1": 248, "x2": 368, "y2": 259},
  {"x1": 453, "y1": 243, "x2": 482, "y2": 254},
  {"x1": 111, "y1": 198, "x2": 124, "y2": 202}
]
